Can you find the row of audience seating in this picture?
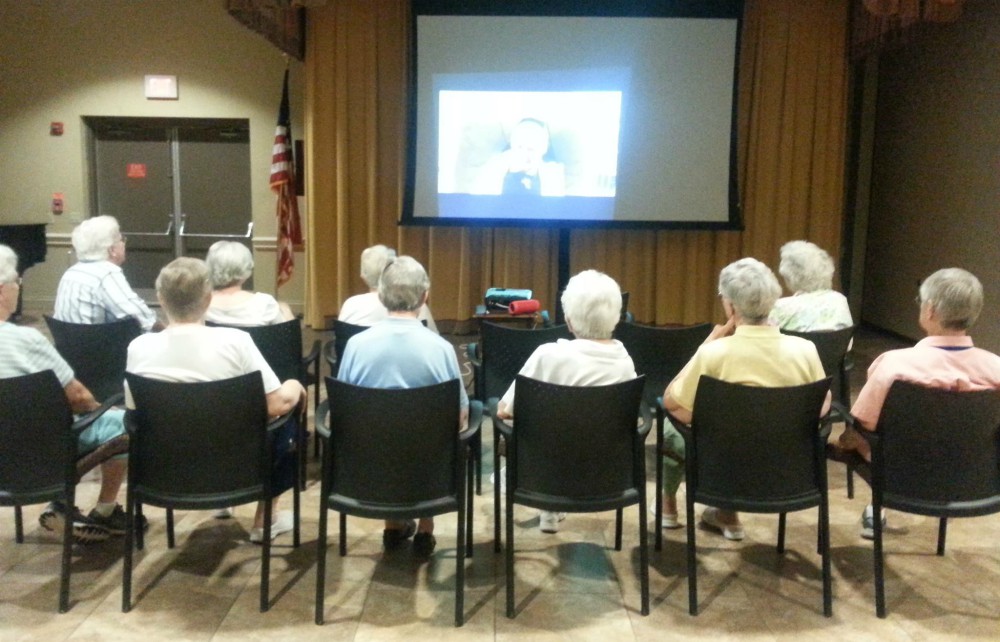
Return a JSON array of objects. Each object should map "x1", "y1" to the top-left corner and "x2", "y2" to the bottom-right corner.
[{"x1": 2, "y1": 319, "x2": 999, "y2": 625}]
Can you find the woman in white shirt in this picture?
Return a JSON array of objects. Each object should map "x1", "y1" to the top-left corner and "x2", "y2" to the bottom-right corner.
[
  {"x1": 769, "y1": 240, "x2": 853, "y2": 332},
  {"x1": 204, "y1": 241, "x2": 294, "y2": 327}
]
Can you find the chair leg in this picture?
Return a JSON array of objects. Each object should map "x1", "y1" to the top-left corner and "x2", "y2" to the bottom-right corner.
[
  {"x1": 339, "y1": 512, "x2": 347, "y2": 557},
  {"x1": 315, "y1": 497, "x2": 328, "y2": 625},
  {"x1": 614, "y1": 508, "x2": 623, "y2": 551},
  {"x1": 261, "y1": 498, "x2": 271, "y2": 612},
  {"x1": 136, "y1": 503, "x2": 146, "y2": 551},
  {"x1": 164, "y1": 506, "x2": 173, "y2": 549},
  {"x1": 686, "y1": 491, "x2": 698, "y2": 616},
  {"x1": 14, "y1": 505, "x2": 24, "y2": 543},
  {"x1": 655, "y1": 408, "x2": 664, "y2": 552},
  {"x1": 846, "y1": 466, "x2": 854, "y2": 499},
  {"x1": 873, "y1": 497, "x2": 886, "y2": 618},
  {"x1": 638, "y1": 496, "x2": 649, "y2": 616},
  {"x1": 293, "y1": 467, "x2": 301, "y2": 548},
  {"x1": 937, "y1": 517, "x2": 948, "y2": 556},
  {"x1": 456, "y1": 476, "x2": 467, "y2": 626},
  {"x1": 505, "y1": 491, "x2": 515, "y2": 618},
  {"x1": 474, "y1": 430, "x2": 482, "y2": 496},
  {"x1": 493, "y1": 432, "x2": 502, "y2": 553},
  {"x1": 777, "y1": 512, "x2": 786, "y2": 554},
  {"x1": 466, "y1": 451, "x2": 474, "y2": 558},
  {"x1": 820, "y1": 497, "x2": 832, "y2": 617},
  {"x1": 122, "y1": 494, "x2": 135, "y2": 612},
  {"x1": 58, "y1": 503, "x2": 72, "y2": 613}
]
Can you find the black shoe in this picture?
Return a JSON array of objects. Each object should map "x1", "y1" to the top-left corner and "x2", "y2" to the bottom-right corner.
[
  {"x1": 382, "y1": 519, "x2": 416, "y2": 550},
  {"x1": 88, "y1": 505, "x2": 149, "y2": 536},
  {"x1": 413, "y1": 532, "x2": 436, "y2": 558},
  {"x1": 39, "y1": 501, "x2": 110, "y2": 544}
]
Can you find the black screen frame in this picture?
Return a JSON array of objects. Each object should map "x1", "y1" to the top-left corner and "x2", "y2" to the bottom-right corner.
[{"x1": 402, "y1": 0, "x2": 745, "y2": 231}]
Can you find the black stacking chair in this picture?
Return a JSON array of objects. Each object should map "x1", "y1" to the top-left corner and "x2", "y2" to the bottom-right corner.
[
  {"x1": 45, "y1": 315, "x2": 142, "y2": 402},
  {"x1": 468, "y1": 322, "x2": 572, "y2": 514},
  {"x1": 122, "y1": 372, "x2": 300, "y2": 613},
  {"x1": 782, "y1": 326, "x2": 857, "y2": 496},
  {"x1": 666, "y1": 376, "x2": 833, "y2": 617},
  {"x1": 316, "y1": 378, "x2": 481, "y2": 627},
  {"x1": 614, "y1": 321, "x2": 713, "y2": 550},
  {"x1": 850, "y1": 380, "x2": 1000, "y2": 618},
  {"x1": 0, "y1": 370, "x2": 120, "y2": 612},
  {"x1": 207, "y1": 318, "x2": 320, "y2": 487},
  {"x1": 322, "y1": 319, "x2": 370, "y2": 376},
  {"x1": 491, "y1": 375, "x2": 650, "y2": 618}
]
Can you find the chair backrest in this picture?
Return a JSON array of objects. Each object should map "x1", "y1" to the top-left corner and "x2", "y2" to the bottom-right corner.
[
  {"x1": 208, "y1": 318, "x2": 303, "y2": 382},
  {"x1": 45, "y1": 315, "x2": 142, "y2": 403},
  {"x1": 479, "y1": 322, "x2": 573, "y2": 401},
  {"x1": 332, "y1": 320, "x2": 370, "y2": 372},
  {"x1": 0, "y1": 370, "x2": 75, "y2": 504},
  {"x1": 510, "y1": 375, "x2": 645, "y2": 507},
  {"x1": 323, "y1": 377, "x2": 462, "y2": 506},
  {"x1": 875, "y1": 380, "x2": 1000, "y2": 512},
  {"x1": 614, "y1": 322, "x2": 712, "y2": 406},
  {"x1": 124, "y1": 372, "x2": 270, "y2": 507},
  {"x1": 780, "y1": 326, "x2": 855, "y2": 402},
  {"x1": 688, "y1": 376, "x2": 831, "y2": 512}
]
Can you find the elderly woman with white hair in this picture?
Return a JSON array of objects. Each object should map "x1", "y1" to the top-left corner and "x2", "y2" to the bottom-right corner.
[
  {"x1": 496, "y1": 269, "x2": 637, "y2": 534},
  {"x1": 769, "y1": 240, "x2": 852, "y2": 331},
  {"x1": 338, "y1": 244, "x2": 437, "y2": 332},
  {"x1": 204, "y1": 241, "x2": 293, "y2": 326},
  {"x1": 662, "y1": 258, "x2": 829, "y2": 540},
  {"x1": 54, "y1": 215, "x2": 160, "y2": 331}
]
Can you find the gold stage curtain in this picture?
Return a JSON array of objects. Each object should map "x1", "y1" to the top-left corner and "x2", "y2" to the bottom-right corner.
[{"x1": 304, "y1": 0, "x2": 848, "y2": 330}]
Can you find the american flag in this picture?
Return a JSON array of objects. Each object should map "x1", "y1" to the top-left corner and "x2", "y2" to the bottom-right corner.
[{"x1": 271, "y1": 68, "x2": 302, "y2": 289}]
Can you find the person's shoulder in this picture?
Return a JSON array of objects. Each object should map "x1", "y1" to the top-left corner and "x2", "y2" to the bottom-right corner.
[{"x1": 0, "y1": 322, "x2": 43, "y2": 343}]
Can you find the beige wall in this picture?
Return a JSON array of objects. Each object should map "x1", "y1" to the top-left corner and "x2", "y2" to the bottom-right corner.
[
  {"x1": 0, "y1": 0, "x2": 306, "y2": 311},
  {"x1": 862, "y1": 0, "x2": 1000, "y2": 352}
]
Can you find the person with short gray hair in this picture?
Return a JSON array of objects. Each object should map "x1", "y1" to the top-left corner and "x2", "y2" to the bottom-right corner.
[
  {"x1": 337, "y1": 255, "x2": 467, "y2": 558},
  {"x1": 663, "y1": 257, "x2": 828, "y2": 541},
  {"x1": 54, "y1": 215, "x2": 159, "y2": 331},
  {"x1": 1, "y1": 244, "x2": 131, "y2": 543},
  {"x1": 770, "y1": 240, "x2": 852, "y2": 331},
  {"x1": 204, "y1": 241, "x2": 293, "y2": 326},
  {"x1": 840, "y1": 267, "x2": 1000, "y2": 540},
  {"x1": 495, "y1": 269, "x2": 636, "y2": 534},
  {"x1": 126, "y1": 257, "x2": 306, "y2": 543},
  {"x1": 338, "y1": 244, "x2": 437, "y2": 331}
]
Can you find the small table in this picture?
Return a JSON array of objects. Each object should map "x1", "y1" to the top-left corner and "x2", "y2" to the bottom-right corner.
[{"x1": 473, "y1": 305, "x2": 544, "y2": 330}]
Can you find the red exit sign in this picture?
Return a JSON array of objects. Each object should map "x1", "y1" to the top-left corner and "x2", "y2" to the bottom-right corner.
[{"x1": 126, "y1": 163, "x2": 147, "y2": 178}]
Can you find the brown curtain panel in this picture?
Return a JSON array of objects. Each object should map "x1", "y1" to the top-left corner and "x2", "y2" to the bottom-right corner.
[{"x1": 304, "y1": 0, "x2": 848, "y2": 330}]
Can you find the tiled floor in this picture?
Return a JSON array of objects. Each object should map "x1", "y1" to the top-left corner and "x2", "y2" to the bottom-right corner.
[{"x1": 3, "y1": 319, "x2": 1000, "y2": 640}]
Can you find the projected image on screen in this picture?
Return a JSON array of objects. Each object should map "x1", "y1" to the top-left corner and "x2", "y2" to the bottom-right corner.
[
  {"x1": 405, "y1": 1, "x2": 743, "y2": 229},
  {"x1": 438, "y1": 90, "x2": 621, "y2": 200}
]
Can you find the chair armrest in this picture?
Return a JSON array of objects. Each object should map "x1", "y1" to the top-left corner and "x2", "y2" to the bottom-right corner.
[
  {"x1": 636, "y1": 403, "x2": 653, "y2": 439},
  {"x1": 267, "y1": 400, "x2": 301, "y2": 433},
  {"x1": 322, "y1": 339, "x2": 337, "y2": 373},
  {"x1": 302, "y1": 339, "x2": 321, "y2": 374},
  {"x1": 662, "y1": 407, "x2": 692, "y2": 442},
  {"x1": 489, "y1": 399, "x2": 514, "y2": 439},
  {"x1": 459, "y1": 400, "x2": 483, "y2": 443},
  {"x1": 73, "y1": 393, "x2": 124, "y2": 436},
  {"x1": 315, "y1": 399, "x2": 330, "y2": 439}
]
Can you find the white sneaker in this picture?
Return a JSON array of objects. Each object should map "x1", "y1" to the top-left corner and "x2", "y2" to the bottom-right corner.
[
  {"x1": 249, "y1": 510, "x2": 294, "y2": 544},
  {"x1": 700, "y1": 507, "x2": 744, "y2": 541},
  {"x1": 539, "y1": 511, "x2": 566, "y2": 534},
  {"x1": 649, "y1": 501, "x2": 681, "y2": 529},
  {"x1": 860, "y1": 505, "x2": 887, "y2": 540}
]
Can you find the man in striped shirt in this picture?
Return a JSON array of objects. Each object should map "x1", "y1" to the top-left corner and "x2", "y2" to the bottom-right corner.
[
  {"x1": 0, "y1": 244, "x2": 130, "y2": 542},
  {"x1": 54, "y1": 215, "x2": 160, "y2": 332}
]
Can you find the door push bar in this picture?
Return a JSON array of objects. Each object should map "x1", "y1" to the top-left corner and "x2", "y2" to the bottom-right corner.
[{"x1": 178, "y1": 218, "x2": 254, "y2": 240}]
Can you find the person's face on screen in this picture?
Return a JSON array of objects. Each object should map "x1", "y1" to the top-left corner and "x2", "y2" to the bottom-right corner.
[{"x1": 507, "y1": 120, "x2": 549, "y2": 174}]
